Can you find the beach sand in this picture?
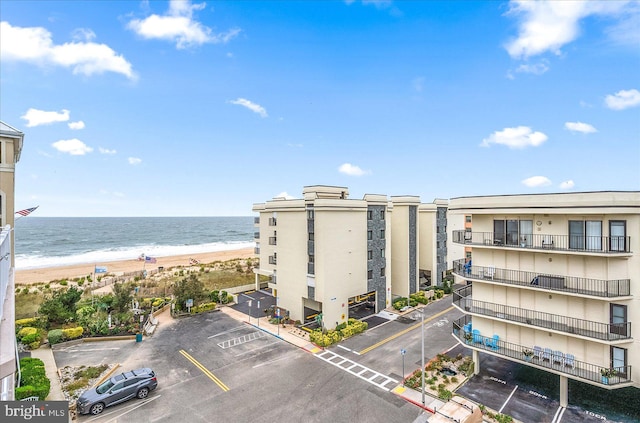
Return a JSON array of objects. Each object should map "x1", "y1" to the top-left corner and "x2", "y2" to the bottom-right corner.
[{"x1": 15, "y1": 248, "x2": 256, "y2": 285}]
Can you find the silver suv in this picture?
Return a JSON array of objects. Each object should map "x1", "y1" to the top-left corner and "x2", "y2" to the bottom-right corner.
[{"x1": 76, "y1": 368, "x2": 158, "y2": 415}]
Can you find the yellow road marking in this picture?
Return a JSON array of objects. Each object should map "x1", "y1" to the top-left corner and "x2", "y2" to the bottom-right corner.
[
  {"x1": 358, "y1": 306, "x2": 454, "y2": 355},
  {"x1": 179, "y1": 350, "x2": 230, "y2": 392}
]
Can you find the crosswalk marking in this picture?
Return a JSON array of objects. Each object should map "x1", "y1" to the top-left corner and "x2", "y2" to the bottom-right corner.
[
  {"x1": 315, "y1": 350, "x2": 398, "y2": 391},
  {"x1": 217, "y1": 330, "x2": 267, "y2": 349}
]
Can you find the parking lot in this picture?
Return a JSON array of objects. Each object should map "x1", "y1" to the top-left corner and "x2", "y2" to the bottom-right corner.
[{"x1": 56, "y1": 310, "x2": 422, "y2": 423}]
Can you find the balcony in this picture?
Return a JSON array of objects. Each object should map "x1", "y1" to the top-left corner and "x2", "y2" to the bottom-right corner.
[
  {"x1": 308, "y1": 262, "x2": 315, "y2": 275},
  {"x1": 254, "y1": 217, "x2": 260, "y2": 225},
  {"x1": 270, "y1": 275, "x2": 277, "y2": 285},
  {"x1": 269, "y1": 255, "x2": 277, "y2": 265},
  {"x1": 254, "y1": 232, "x2": 260, "y2": 239},
  {"x1": 453, "y1": 231, "x2": 631, "y2": 254},
  {"x1": 254, "y1": 247, "x2": 260, "y2": 255},
  {"x1": 452, "y1": 259, "x2": 630, "y2": 298},
  {"x1": 453, "y1": 316, "x2": 632, "y2": 387},
  {"x1": 269, "y1": 237, "x2": 277, "y2": 246},
  {"x1": 269, "y1": 218, "x2": 277, "y2": 226},
  {"x1": 453, "y1": 286, "x2": 631, "y2": 341}
]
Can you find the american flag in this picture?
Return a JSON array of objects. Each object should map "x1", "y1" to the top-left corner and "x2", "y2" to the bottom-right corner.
[
  {"x1": 145, "y1": 256, "x2": 157, "y2": 264},
  {"x1": 15, "y1": 206, "x2": 39, "y2": 217}
]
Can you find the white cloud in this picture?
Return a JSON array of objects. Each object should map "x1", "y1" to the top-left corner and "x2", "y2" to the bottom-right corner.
[
  {"x1": 338, "y1": 163, "x2": 370, "y2": 176},
  {"x1": 522, "y1": 176, "x2": 552, "y2": 187},
  {"x1": 52, "y1": 138, "x2": 93, "y2": 155},
  {"x1": 128, "y1": 157, "x2": 142, "y2": 165},
  {"x1": 127, "y1": 0, "x2": 241, "y2": 49},
  {"x1": 481, "y1": 126, "x2": 548, "y2": 149},
  {"x1": 99, "y1": 147, "x2": 117, "y2": 154},
  {"x1": 504, "y1": 1, "x2": 632, "y2": 59},
  {"x1": 559, "y1": 180, "x2": 575, "y2": 189},
  {"x1": 274, "y1": 192, "x2": 295, "y2": 200},
  {"x1": 71, "y1": 28, "x2": 96, "y2": 42},
  {"x1": 564, "y1": 121, "x2": 597, "y2": 134},
  {"x1": 0, "y1": 21, "x2": 136, "y2": 79},
  {"x1": 21, "y1": 108, "x2": 69, "y2": 127},
  {"x1": 605, "y1": 88, "x2": 640, "y2": 110},
  {"x1": 515, "y1": 61, "x2": 549, "y2": 75},
  {"x1": 68, "y1": 120, "x2": 85, "y2": 130},
  {"x1": 229, "y1": 98, "x2": 268, "y2": 118}
]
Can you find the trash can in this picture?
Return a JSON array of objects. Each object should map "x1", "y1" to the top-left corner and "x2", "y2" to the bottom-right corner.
[{"x1": 136, "y1": 333, "x2": 143, "y2": 342}]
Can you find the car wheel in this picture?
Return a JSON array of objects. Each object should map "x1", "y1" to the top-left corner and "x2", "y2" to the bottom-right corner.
[
  {"x1": 90, "y1": 403, "x2": 105, "y2": 415},
  {"x1": 137, "y1": 387, "x2": 150, "y2": 399}
]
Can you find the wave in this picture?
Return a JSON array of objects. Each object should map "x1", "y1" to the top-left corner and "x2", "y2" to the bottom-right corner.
[{"x1": 15, "y1": 241, "x2": 255, "y2": 270}]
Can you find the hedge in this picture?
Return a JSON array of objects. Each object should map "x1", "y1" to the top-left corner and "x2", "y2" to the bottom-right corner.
[
  {"x1": 310, "y1": 318, "x2": 368, "y2": 347},
  {"x1": 17, "y1": 327, "x2": 38, "y2": 339},
  {"x1": 192, "y1": 302, "x2": 217, "y2": 314},
  {"x1": 15, "y1": 358, "x2": 50, "y2": 401},
  {"x1": 15, "y1": 317, "x2": 39, "y2": 329},
  {"x1": 62, "y1": 326, "x2": 84, "y2": 340},
  {"x1": 47, "y1": 329, "x2": 64, "y2": 345}
]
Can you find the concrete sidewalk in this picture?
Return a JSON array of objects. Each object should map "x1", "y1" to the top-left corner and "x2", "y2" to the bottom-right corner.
[{"x1": 30, "y1": 345, "x2": 65, "y2": 401}]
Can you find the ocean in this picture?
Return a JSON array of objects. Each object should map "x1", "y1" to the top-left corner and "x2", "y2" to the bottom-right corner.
[{"x1": 13, "y1": 217, "x2": 255, "y2": 270}]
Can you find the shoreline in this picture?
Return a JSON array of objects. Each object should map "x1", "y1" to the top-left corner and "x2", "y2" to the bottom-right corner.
[{"x1": 15, "y1": 247, "x2": 256, "y2": 285}]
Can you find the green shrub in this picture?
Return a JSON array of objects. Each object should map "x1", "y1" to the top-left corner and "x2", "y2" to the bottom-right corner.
[
  {"x1": 192, "y1": 302, "x2": 217, "y2": 314},
  {"x1": 47, "y1": 329, "x2": 64, "y2": 345},
  {"x1": 495, "y1": 413, "x2": 514, "y2": 423},
  {"x1": 15, "y1": 317, "x2": 39, "y2": 330},
  {"x1": 438, "y1": 388, "x2": 452, "y2": 400},
  {"x1": 21, "y1": 333, "x2": 39, "y2": 345},
  {"x1": 59, "y1": 280, "x2": 68, "y2": 286},
  {"x1": 29, "y1": 341, "x2": 41, "y2": 350},
  {"x1": 310, "y1": 329, "x2": 343, "y2": 347},
  {"x1": 392, "y1": 297, "x2": 408, "y2": 310},
  {"x1": 151, "y1": 298, "x2": 163, "y2": 307},
  {"x1": 18, "y1": 326, "x2": 38, "y2": 339},
  {"x1": 62, "y1": 326, "x2": 84, "y2": 340},
  {"x1": 15, "y1": 358, "x2": 50, "y2": 401}
]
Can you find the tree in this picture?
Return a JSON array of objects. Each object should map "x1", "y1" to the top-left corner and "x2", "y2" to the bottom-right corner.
[
  {"x1": 38, "y1": 286, "x2": 82, "y2": 326},
  {"x1": 172, "y1": 274, "x2": 206, "y2": 311},
  {"x1": 112, "y1": 282, "x2": 134, "y2": 313}
]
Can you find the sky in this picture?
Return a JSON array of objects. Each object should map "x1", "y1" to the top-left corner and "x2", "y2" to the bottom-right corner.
[{"x1": 1, "y1": 0, "x2": 639, "y2": 217}]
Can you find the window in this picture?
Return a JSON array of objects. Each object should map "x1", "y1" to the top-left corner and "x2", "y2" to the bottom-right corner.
[
  {"x1": 380, "y1": 248, "x2": 385, "y2": 258},
  {"x1": 380, "y1": 267, "x2": 386, "y2": 277},
  {"x1": 465, "y1": 215, "x2": 472, "y2": 223},
  {"x1": 569, "y1": 220, "x2": 602, "y2": 250},
  {"x1": 307, "y1": 210, "x2": 314, "y2": 219},
  {"x1": 493, "y1": 219, "x2": 532, "y2": 246},
  {"x1": 380, "y1": 210, "x2": 385, "y2": 220},
  {"x1": 367, "y1": 210, "x2": 373, "y2": 220},
  {"x1": 611, "y1": 346, "x2": 627, "y2": 377},
  {"x1": 380, "y1": 229, "x2": 385, "y2": 239},
  {"x1": 308, "y1": 255, "x2": 314, "y2": 263},
  {"x1": 610, "y1": 304, "x2": 628, "y2": 337},
  {"x1": 367, "y1": 230, "x2": 372, "y2": 240},
  {"x1": 610, "y1": 220, "x2": 626, "y2": 252},
  {"x1": 309, "y1": 233, "x2": 314, "y2": 241},
  {"x1": 519, "y1": 220, "x2": 533, "y2": 247},
  {"x1": 367, "y1": 270, "x2": 373, "y2": 279},
  {"x1": 367, "y1": 250, "x2": 373, "y2": 260}
]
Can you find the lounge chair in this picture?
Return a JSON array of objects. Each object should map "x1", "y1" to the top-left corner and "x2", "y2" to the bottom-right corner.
[
  {"x1": 485, "y1": 334, "x2": 499, "y2": 350},
  {"x1": 533, "y1": 346, "x2": 543, "y2": 360},
  {"x1": 564, "y1": 354, "x2": 575, "y2": 368},
  {"x1": 553, "y1": 350, "x2": 564, "y2": 365},
  {"x1": 472, "y1": 329, "x2": 482, "y2": 344},
  {"x1": 543, "y1": 348, "x2": 553, "y2": 362},
  {"x1": 486, "y1": 265, "x2": 495, "y2": 280}
]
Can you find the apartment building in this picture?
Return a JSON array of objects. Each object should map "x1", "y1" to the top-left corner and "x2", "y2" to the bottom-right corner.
[
  {"x1": 0, "y1": 121, "x2": 24, "y2": 400},
  {"x1": 419, "y1": 199, "x2": 451, "y2": 287},
  {"x1": 449, "y1": 191, "x2": 639, "y2": 407},
  {"x1": 252, "y1": 186, "x2": 392, "y2": 329}
]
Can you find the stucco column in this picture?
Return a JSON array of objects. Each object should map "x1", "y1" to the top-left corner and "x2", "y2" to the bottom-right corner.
[
  {"x1": 559, "y1": 375, "x2": 568, "y2": 407},
  {"x1": 254, "y1": 272, "x2": 260, "y2": 291},
  {"x1": 473, "y1": 349, "x2": 480, "y2": 375}
]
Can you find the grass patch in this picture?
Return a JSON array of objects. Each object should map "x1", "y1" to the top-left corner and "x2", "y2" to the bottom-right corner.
[
  {"x1": 15, "y1": 291, "x2": 45, "y2": 320},
  {"x1": 74, "y1": 364, "x2": 108, "y2": 380}
]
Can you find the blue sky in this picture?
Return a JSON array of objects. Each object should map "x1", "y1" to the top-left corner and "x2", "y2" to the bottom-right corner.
[{"x1": 1, "y1": 0, "x2": 639, "y2": 217}]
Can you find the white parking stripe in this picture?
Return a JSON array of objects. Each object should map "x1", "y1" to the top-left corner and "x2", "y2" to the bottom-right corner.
[
  {"x1": 499, "y1": 385, "x2": 518, "y2": 413},
  {"x1": 315, "y1": 350, "x2": 398, "y2": 391}
]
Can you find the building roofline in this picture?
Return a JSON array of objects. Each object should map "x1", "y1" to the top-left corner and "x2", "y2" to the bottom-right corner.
[{"x1": 450, "y1": 190, "x2": 640, "y2": 200}]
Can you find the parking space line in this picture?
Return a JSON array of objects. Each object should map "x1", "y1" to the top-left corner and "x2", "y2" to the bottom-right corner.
[
  {"x1": 217, "y1": 330, "x2": 267, "y2": 349},
  {"x1": 208, "y1": 326, "x2": 246, "y2": 339},
  {"x1": 179, "y1": 350, "x2": 230, "y2": 392},
  {"x1": 358, "y1": 306, "x2": 454, "y2": 355},
  {"x1": 551, "y1": 405, "x2": 567, "y2": 423},
  {"x1": 499, "y1": 384, "x2": 518, "y2": 413}
]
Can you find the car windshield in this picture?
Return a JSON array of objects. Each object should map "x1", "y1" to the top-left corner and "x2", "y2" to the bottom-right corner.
[{"x1": 96, "y1": 379, "x2": 114, "y2": 394}]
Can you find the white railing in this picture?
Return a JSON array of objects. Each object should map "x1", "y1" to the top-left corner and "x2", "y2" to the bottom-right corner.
[{"x1": 0, "y1": 225, "x2": 12, "y2": 319}]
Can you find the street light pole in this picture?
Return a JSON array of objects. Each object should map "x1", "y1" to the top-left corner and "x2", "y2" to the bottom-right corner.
[
  {"x1": 400, "y1": 349, "x2": 406, "y2": 386},
  {"x1": 421, "y1": 308, "x2": 425, "y2": 406}
]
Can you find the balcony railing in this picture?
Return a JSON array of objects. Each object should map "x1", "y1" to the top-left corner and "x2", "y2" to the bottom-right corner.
[
  {"x1": 0, "y1": 226, "x2": 12, "y2": 319},
  {"x1": 254, "y1": 232, "x2": 260, "y2": 239},
  {"x1": 254, "y1": 217, "x2": 260, "y2": 224},
  {"x1": 269, "y1": 237, "x2": 277, "y2": 245},
  {"x1": 453, "y1": 316, "x2": 632, "y2": 387},
  {"x1": 453, "y1": 286, "x2": 631, "y2": 341},
  {"x1": 453, "y1": 259, "x2": 630, "y2": 298},
  {"x1": 308, "y1": 262, "x2": 315, "y2": 275},
  {"x1": 254, "y1": 247, "x2": 260, "y2": 255},
  {"x1": 270, "y1": 275, "x2": 277, "y2": 285},
  {"x1": 269, "y1": 218, "x2": 277, "y2": 226},
  {"x1": 453, "y1": 231, "x2": 631, "y2": 254},
  {"x1": 269, "y1": 256, "x2": 277, "y2": 265}
]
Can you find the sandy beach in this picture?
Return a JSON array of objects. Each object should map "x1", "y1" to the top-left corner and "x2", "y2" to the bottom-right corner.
[{"x1": 15, "y1": 248, "x2": 256, "y2": 285}]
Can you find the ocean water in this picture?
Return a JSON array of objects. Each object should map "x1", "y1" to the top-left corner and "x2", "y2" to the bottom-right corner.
[{"x1": 13, "y1": 217, "x2": 255, "y2": 270}]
